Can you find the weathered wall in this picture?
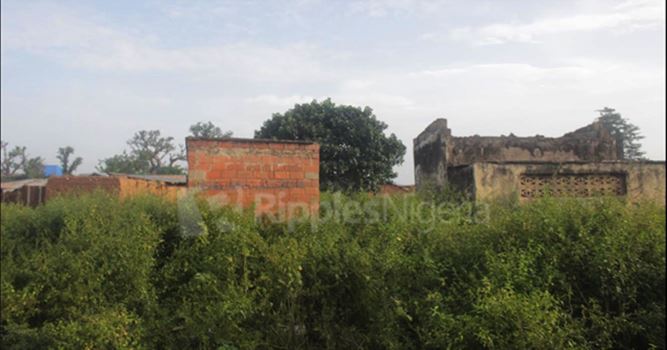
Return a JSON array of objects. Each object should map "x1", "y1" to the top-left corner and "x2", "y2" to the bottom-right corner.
[
  {"x1": 46, "y1": 176, "x2": 121, "y2": 200},
  {"x1": 186, "y1": 137, "x2": 320, "y2": 218},
  {"x1": 1, "y1": 184, "x2": 46, "y2": 207},
  {"x1": 468, "y1": 161, "x2": 665, "y2": 204},
  {"x1": 448, "y1": 122, "x2": 620, "y2": 166},
  {"x1": 414, "y1": 118, "x2": 621, "y2": 187},
  {"x1": 46, "y1": 175, "x2": 184, "y2": 201},
  {"x1": 447, "y1": 165, "x2": 476, "y2": 199},
  {"x1": 413, "y1": 119, "x2": 450, "y2": 187},
  {"x1": 117, "y1": 177, "x2": 185, "y2": 201},
  {"x1": 378, "y1": 184, "x2": 416, "y2": 195}
]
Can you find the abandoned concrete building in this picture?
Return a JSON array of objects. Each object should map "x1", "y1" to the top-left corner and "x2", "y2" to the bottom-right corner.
[{"x1": 414, "y1": 118, "x2": 666, "y2": 204}]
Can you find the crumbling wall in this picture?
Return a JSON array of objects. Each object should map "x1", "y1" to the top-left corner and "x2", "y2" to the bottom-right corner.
[
  {"x1": 469, "y1": 161, "x2": 665, "y2": 204},
  {"x1": 46, "y1": 176, "x2": 121, "y2": 200},
  {"x1": 414, "y1": 118, "x2": 620, "y2": 187},
  {"x1": 448, "y1": 122, "x2": 620, "y2": 166},
  {"x1": 45, "y1": 175, "x2": 184, "y2": 201},
  {"x1": 413, "y1": 119, "x2": 450, "y2": 188},
  {"x1": 1, "y1": 184, "x2": 46, "y2": 207},
  {"x1": 117, "y1": 177, "x2": 186, "y2": 201},
  {"x1": 447, "y1": 165, "x2": 476, "y2": 199},
  {"x1": 186, "y1": 137, "x2": 320, "y2": 219}
]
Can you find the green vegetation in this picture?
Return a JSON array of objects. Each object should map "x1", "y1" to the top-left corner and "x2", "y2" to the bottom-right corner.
[
  {"x1": 56, "y1": 146, "x2": 83, "y2": 175},
  {"x1": 1, "y1": 140, "x2": 45, "y2": 180},
  {"x1": 189, "y1": 121, "x2": 233, "y2": 139},
  {"x1": 596, "y1": 107, "x2": 645, "y2": 160},
  {"x1": 97, "y1": 130, "x2": 186, "y2": 175},
  {"x1": 1, "y1": 192, "x2": 665, "y2": 349},
  {"x1": 255, "y1": 99, "x2": 406, "y2": 192}
]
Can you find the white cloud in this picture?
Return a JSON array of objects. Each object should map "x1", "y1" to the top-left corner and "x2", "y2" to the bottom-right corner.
[
  {"x1": 1, "y1": 3, "x2": 332, "y2": 84},
  {"x1": 1, "y1": 0, "x2": 664, "y2": 185},
  {"x1": 347, "y1": 0, "x2": 445, "y2": 17},
  {"x1": 245, "y1": 94, "x2": 317, "y2": 108},
  {"x1": 443, "y1": 0, "x2": 665, "y2": 44}
]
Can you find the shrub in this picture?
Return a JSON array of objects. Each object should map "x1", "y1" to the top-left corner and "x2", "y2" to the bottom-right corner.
[{"x1": 1, "y1": 192, "x2": 664, "y2": 349}]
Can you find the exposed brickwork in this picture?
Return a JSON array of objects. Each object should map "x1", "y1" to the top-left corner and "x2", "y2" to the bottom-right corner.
[
  {"x1": 46, "y1": 176, "x2": 121, "y2": 200},
  {"x1": 117, "y1": 177, "x2": 185, "y2": 201},
  {"x1": 378, "y1": 184, "x2": 415, "y2": 195},
  {"x1": 186, "y1": 138, "x2": 320, "y2": 219},
  {"x1": 45, "y1": 175, "x2": 185, "y2": 201}
]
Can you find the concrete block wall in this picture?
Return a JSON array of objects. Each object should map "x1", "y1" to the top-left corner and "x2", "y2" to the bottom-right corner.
[
  {"x1": 457, "y1": 161, "x2": 666, "y2": 204},
  {"x1": 414, "y1": 118, "x2": 621, "y2": 188},
  {"x1": 186, "y1": 137, "x2": 320, "y2": 219}
]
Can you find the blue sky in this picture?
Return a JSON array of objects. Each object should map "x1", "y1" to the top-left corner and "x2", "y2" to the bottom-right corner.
[{"x1": 2, "y1": 0, "x2": 665, "y2": 184}]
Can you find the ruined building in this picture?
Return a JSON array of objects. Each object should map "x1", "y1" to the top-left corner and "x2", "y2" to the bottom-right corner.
[{"x1": 414, "y1": 119, "x2": 665, "y2": 204}]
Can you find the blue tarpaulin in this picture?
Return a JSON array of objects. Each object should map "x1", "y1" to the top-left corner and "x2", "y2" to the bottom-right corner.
[{"x1": 43, "y1": 165, "x2": 63, "y2": 177}]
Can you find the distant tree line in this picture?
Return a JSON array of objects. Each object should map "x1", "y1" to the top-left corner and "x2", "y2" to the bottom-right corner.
[
  {"x1": 96, "y1": 121, "x2": 234, "y2": 175},
  {"x1": 1, "y1": 142, "x2": 84, "y2": 180},
  {"x1": 1, "y1": 141, "x2": 45, "y2": 179},
  {"x1": 1, "y1": 106, "x2": 648, "y2": 188}
]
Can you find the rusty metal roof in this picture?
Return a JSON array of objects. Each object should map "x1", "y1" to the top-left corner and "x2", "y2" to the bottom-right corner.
[{"x1": 0, "y1": 179, "x2": 48, "y2": 192}]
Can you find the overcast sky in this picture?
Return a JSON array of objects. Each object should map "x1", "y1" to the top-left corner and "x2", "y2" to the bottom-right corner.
[{"x1": 1, "y1": 0, "x2": 665, "y2": 184}]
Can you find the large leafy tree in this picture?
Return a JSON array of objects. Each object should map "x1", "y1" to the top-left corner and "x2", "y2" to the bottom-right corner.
[
  {"x1": 1, "y1": 140, "x2": 44, "y2": 179},
  {"x1": 255, "y1": 99, "x2": 406, "y2": 191},
  {"x1": 97, "y1": 130, "x2": 185, "y2": 175},
  {"x1": 190, "y1": 121, "x2": 233, "y2": 138},
  {"x1": 57, "y1": 146, "x2": 83, "y2": 175},
  {"x1": 596, "y1": 107, "x2": 645, "y2": 160}
]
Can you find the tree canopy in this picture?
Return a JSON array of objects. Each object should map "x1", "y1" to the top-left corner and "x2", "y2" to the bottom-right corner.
[
  {"x1": 1, "y1": 140, "x2": 44, "y2": 179},
  {"x1": 596, "y1": 107, "x2": 645, "y2": 160},
  {"x1": 97, "y1": 130, "x2": 185, "y2": 175},
  {"x1": 57, "y1": 146, "x2": 83, "y2": 175},
  {"x1": 189, "y1": 121, "x2": 233, "y2": 138},
  {"x1": 255, "y1": 99, "x2": 406, "y2": 191}
]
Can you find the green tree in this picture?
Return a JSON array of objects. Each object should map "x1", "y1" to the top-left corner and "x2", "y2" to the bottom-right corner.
[
  {"x1": 1, "y1": 140, "x2": 44, "y2": 178},
  {"x1": 24, "y1": 156, "x2": 45, "y2": 178},
  {"x1": 1, "y1": 141, "x2": 25, "y2": 176},
  {"x1": 189, "y1": 121, "x2": 233, "y2": 138},
  {"x1": 96, "y1": 152, "x2": 145, "y2": 174},
  {"x1": 56, "y1": 146, "x2": 83, "y2": 175},
  {"x1": 255, "y1": 99, "x2": 406, "y2": 191},
  {"x1": 97, "y1": 130, "x2": 185, "y2": 174},
  {"x1": 596, "y1": 107, "x2": 645, "y2": 160}
]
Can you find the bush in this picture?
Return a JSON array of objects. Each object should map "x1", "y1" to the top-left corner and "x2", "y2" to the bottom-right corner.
[{"x1": 1, "y1": 192, "x2": 664, "y2": 349}]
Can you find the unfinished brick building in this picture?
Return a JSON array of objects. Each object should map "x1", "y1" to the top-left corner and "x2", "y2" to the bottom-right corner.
[
  {"x1": 414, "y1": 118, "x2": 665, "y2": 204},
  {"x1": 186, "y1": 137, "x2": 320, "y2": 219}
]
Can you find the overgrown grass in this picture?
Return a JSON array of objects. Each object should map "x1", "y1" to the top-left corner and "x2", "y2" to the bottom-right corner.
[{"x1": 1, "y1": 192, "x2": 665, "y2": 349}]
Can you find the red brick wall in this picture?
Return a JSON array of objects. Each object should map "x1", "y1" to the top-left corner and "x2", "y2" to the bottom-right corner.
[
  {"x1": 44, "y1": 175, "x2": 185, "y2": 202},
  {"x1": 186, "y1": 138, "x2": 320, "y2": 219},
  {"x1": 45, "y1": 176, "x2": 121, "y2": 200}
]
